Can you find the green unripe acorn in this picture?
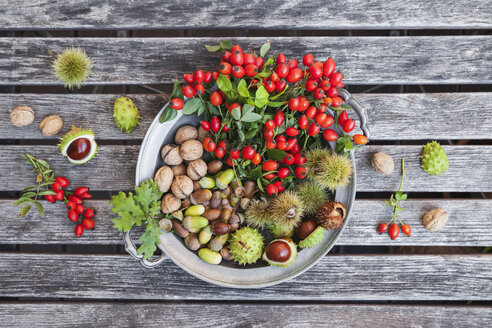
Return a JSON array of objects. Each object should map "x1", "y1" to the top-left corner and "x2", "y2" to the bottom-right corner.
[
  {"x1": 216, "y1": 169, "x2": 235, "y2": 190},
  {"x1": 184, "y1": 205, "x2": 205, "y2": 217},
  {"x1": 198, "y1": 226, "x2": 212, "y2": 244},
  {"x1": 182, "y1": 216, "x2": 208, "y2": 233},
  {"x1": 198, "y1": 248, "x2": 222, "y2": 265},
  {"x1": 199, "y1": 177, "x2": 215, "y2": 189}
]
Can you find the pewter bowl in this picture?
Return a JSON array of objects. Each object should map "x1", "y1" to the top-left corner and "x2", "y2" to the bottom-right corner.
[{"x1": 124, "y1": 89, "x2": 369, "y2": 288}]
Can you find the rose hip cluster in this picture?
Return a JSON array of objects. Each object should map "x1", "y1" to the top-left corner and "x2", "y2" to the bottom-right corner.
[{"x1": 45, "y1": 176, "x2": 95, "y2": 237}]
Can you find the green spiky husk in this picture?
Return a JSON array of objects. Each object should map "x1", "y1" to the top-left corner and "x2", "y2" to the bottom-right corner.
[
  {"x1": 269, "y1": 191, "x2": 304, "y2": 231},
  {"x1": 295, "y1": 181, "x2": 328, "y2": 215},
  {"x1": 113, "y1": 97, "x2": 141, "y2": 134},
  {"x1": 298, "y1": 226, "x2": 326, "y2": 248},
  {"x1": 229, "y1": 227, "x2": 264, "y2": 265},
  {"x1": 421, "y1": 141, "x2": 449, "y2": 176},
  {"x1": 52, "y1": 47, "x2": 92, "y2": 90},
  {"x1": 305, "y1": 147, "x2": 331, "y2": 174},
  {"x1": 57, "y1": 126, "x2": 97, "y2": 164},
  {"x1": 311, "y1": 153, "x2": 353, "y2": 191},
  {"x1": 262, "y1": 238, "x2": 298, "y2": 268},
  {"x1": 245, "y1": 199, "x2": 272, "y2": 229},
  {"x1": 267, "y1": 222, "x2": 295, "y2": 239}
]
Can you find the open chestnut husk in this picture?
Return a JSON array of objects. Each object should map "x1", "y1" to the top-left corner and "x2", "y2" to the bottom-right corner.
[
  {"x1": 262, "y1": 238, "x2": 297, "y2": 268},
  {"x1": 58, "y1": 126, "x2": 98, "y2": 164}
]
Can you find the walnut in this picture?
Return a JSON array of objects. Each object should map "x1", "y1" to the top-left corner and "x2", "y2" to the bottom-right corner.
[
  {"x1": 171, "y1": 164, "x2": 186, "y2": 176},
  {"x1": 179, "y1": 139, "x2": 203, "y2": 161},
  {"x1": 371, "y1": 152, "x2": 394, "y2": 175},
  {"x1": 175, "y1": 125, "x2": 198, "y2": 145},
  {"x1": 171, "y1": 175, "x2": 193, "y2": 199},
  {"x1": 10, "y1": 106, "x2": 35, "y2": 127},
  {"x1": 39, "y1": 115, "x2": 63, "y2": 136},
  {"x1": 422, "y1": 208, "x2": 448, "y2": 232},
  {"x1": 187, "y1": 159, "x2": 207, "y2": 180},
  {"x1": 154, "y1": 166, "x2": 174, "y2": 193},
  {"x1": 161, "y1": 144, "x2": 183, "y2": 166},
  {"x1": 161, "y1": 193, "x2": 181, "y2": 214}
]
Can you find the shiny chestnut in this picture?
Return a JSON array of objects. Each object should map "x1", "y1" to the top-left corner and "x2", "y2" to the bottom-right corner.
[
  {"x1": 264, "y1": 240, "x2": 291, "y2": 263},
  {"x1": 66, "y1": 138, "x2": 91, "y2": 160},
  {"x1": 295, "y1": 218, "x2": 318, "y2": 240}
]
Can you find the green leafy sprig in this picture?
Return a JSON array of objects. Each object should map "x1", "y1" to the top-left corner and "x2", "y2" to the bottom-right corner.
[
  {"x1": 110, "y1": 179, "x2": 164, "y2": 260},
  {"x1": 15, "y1": 154, "x2": 57, "y2": 217},
  {"x1": 385, "y1": 158, "x2": 407, "y2": 223}
]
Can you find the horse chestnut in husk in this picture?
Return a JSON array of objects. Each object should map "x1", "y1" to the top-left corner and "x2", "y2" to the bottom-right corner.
[
  {"x1": 58, "y1": 126, "x2": 98, "y2": 165},
  {"x1": 262, "y1": 238, "x2": 297, "y2": 268}
]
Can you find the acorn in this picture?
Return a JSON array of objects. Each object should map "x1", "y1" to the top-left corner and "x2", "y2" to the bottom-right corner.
[
  {"x1": 316, "y1": 201, "x2": 347, "y2": 230},
  {"x1": 262, "y1": 238, "x2": 297, "y2": 268},
  {"x1": 198, "y1": 248, "x2": 222, "y2": 265},
  {"x1": 182, "y1": 216, "x2": 208, "y2": 233}
]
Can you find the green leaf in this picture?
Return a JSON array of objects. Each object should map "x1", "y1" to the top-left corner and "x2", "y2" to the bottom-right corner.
[
  {"x1": 256, "y1": 177, "x2": 264, "y2": 192},
  {"x1": 241, "y1": 112, "x2": 262, "y2": 123},
  {"x1": 335, "y1": 136, "x2": 352, "y2": 153},
  {"x1": 182, "y1": 98, "x2": 205, "y2": 115},
  {"x1": 134, "y1": 179, "x2": 163, "y2": 217},
  {"x1": 36, "y1": 159, "x2": 50, "y2": 169},
  {"x1": 21, "y1": 192, "x2": 36, "y2": 198},
  {"x1": 220, "y1": 40, "x2": 233, "y2": 51},
  {"x1": 260, "y1": 42, "x2": 271, "y2": 57},
  {"x1": 205, "y1": 45, "x2": 222, "y2": 52},
  {"x1": 160, "y1": 107, "x2": 178, "y2": 123},
  {"x1": 23, "y1": 186, "x2": 36, "y2": 192},
  {"x1": 255, "y1": 85, "x2": 269, "y2": 100},
  {"x1": 247, "y1": 98, "x2": 256, "y2": 106},
  {"x1": 171, "y1": 80, "x2": 184, "y2": 100},
  {"x1": 339, "y1": 104, "x2": 353, "y2": 110},
  {"x1": 245, "y1": 126, "x2": 260, "y2": 139},
  {"x1": 14, "y1": 197, "x2": 32, "y2": 206},
  {"x1": 267, "y1": 101, "x2": 285, "y2": 107},
  {"x1": 237, "y1": 79, "x2": 249, "y2": 97},
  {"x1": 231, "y1": 107, "x2": 241, "y2": 121},
  {"x1": 18, "y1": 205, "x2": 31, "y2": 217},
  {"x1": 255, "y1": 97, "x2": 269, "y2": 108},
  {"x1": 238, "y1": 130, "x2": 245, "y2": 141},
  {"x1": 110, "y1": 191, "x2": 145, "y2": 231},
  {"x1": 242, "y1": 104, "x2": 255, "y2": 116},
  {"x1": 217, "y1": 74, "x2": 232, "y2": 92},
  {"x1": 266, "y1": 149, "x2": 287, "y2": 161},
  {"x1": 401, "y1": 194, "x2": 408, "y2": 200},
  {"x1": 257, "y1": 71, "x2": 271, "y2": 78},
  {"x1": 38, "y1": 190, "x2": 56, "y2": 196},
  {"x1": 112, "y1": 211, "x2": 138, "y2": 232},
  {"x1": 33, "y1": 201, "x2": 44, "y2": 217},
  {"x1": 137, "y1": 218, "x2": 162, "y2": 260}
]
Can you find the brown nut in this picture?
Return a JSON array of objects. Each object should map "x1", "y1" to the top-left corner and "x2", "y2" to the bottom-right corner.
[
  {"x1": 184, "y1": 233, "x2": 201, "y2": 251},
  {"x1": 371, "y1": 152, "x2": 394, "y2": 175},
  {"x1": 210, "y1": 191, "x2": 222, "y2": 209},
  {"x1": 203, "y1": 208, "x2": 221, "y2": 221},
  {"x1": 229, "y1": 214, "x2": 240, "y2": 232},
  {"x1": 179, "y1": 139, "x2": 203, "y2": 161},
  {"x1": 210, "y1": 220, "x2": 230, "y2": 235},
  {"x1": 171, "y1": 164, "x2": 186, "y2": 176},
  {"x1": 175, "y1": 125, "x2": 198, "y2": 145},
  {"x1": 161, "y1": 144, "x2": 183, "y2": 166},
  {"x1": 161, "y1": 193, "x2": 181, "y2": 214},
  {"x1": 171, "y1": 175, "x2": 193, "y2": 199},
  {"x1": 234, "y1": 186, "x2": 246, "y2": 198},
  {"x1": 221, "y1": 186, "x2": 232, "y2": 198},
  {"x1": 422, "y1": 208, "x2": 449, "y2": 232},
  {"x1": 193, "y1": 181, "x2": 202, "y2": 192},
  {"x1": 197, "y1": 125, "x2": 210, "y2": 142},
  {"x1": 295, "y1": 218, "x2": 318, "y2": 240},
  {"x1": 39, "y1": 115, "x2": 63, "y2": 136},
  {"x1": 172, "y1": 220, "x2": 189, "y2": 238},
  {"x1": 10, "y1": 106, "x2": 35, "y2": 127},
  {"x1": 207, "y1": 160, "x2": 223, "y2": 175},
  {"x1": 220, "y1": 247, "x2": 233, "y2": 261},
  {"x1": 220, "y1": 206, "x2": 232, "y2": 221},
  {"x1": 154, "y1": 166, "x2": 174, "y2": 193},
  {"x1": 187, "y1": 159, "x2": 207, "y2": 180},
  {"x1": 181, "y1": 198, "x2": 191, "y2": 210},
  {"x1": 190, "y1": 189, "x2": 212, "y2": 205},
  {"x1": 244, "y1": 181, "x2": 256, "y2": 198}
]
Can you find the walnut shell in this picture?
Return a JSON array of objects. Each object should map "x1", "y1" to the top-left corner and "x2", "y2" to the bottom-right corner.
[
  {"x1": 171, "y1": 164, "x2": 187, "y2": 176},
  {"x1": 154, "y1": 166, "x2": 174, "y2": 193},
  {"x1": 10, "y1": 106, "x2": 35, "y2": 127},
  {"x1": 161, "y1": 193, "x2": 181, "y2": 214},
  {"x1": 175, "y1": 125, "x2": 198, "y2": 145},
  {"x1": 371, "y1": 152, "x2": 394, "y2": 175},
  {"x1": 161, "y1": 144, "x2": 183, "y2": 166},
  {"x1": 39, "y1": 115, "x2": 63, "y2": 136},
  {"x1": 187, "y1": 159, "x2": 207, "y2": 180},
  {"x1": 197, "y1": 126, "x2": 210, "y2": 142},
  {"x1": 422, "y1": 208, "x2": 449, "y2": 232},
  {"x1": 179, "y1": 139, "x2": 203, "y2": 161},
  {"x1": 171, "y1": 175, "x2": 193, "y2": 199}
]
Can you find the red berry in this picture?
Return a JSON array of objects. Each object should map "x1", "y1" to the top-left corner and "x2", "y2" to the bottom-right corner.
[
  {"x1": 223, "y1": 124, "x2": 229, "y2": 132},
  {"x1": 378, "y1": 223, "x2": 388, "y2": 234},
  {"x1": 45, "y1": 195, "x2": 55, "y2": 203},
  {"x1": 294, "y1": 167, "x2": 307, "y2": 179},
  {"x1": 276, "y1": 141, "x2": 287, "y2": 151},
  {"x1": 314, "y1": 88, "x2": 325, "y2": 99},
  {"x1": 330, "y1": 71, "x2": 344, "y2": 85},
  {"x1": 320, "y1": 115, "x2": 334, "y2": 128},
  {"x1": 331, "y1": 96, "x2": 342, "y2": 107},
  {"x1": 275, "y1": 64, "x2": 289, "y2": 78},
  {"x1": 68, "y1": 209, "x2": 78, "y2": 222},
  {"x1": 298, "y1": 115, "x2": 309, "y2": 130},
  {"x1": 284, "y1": 154, "x2": 295, "y2": 165},
  {"x1": 262, "y1": 160, "x2": 278, "y2": 171},
  {"x1": 232, "y1": 65, "x2": 245, "y2": 78},
  {"x1": 338, "y1": 111, "x2": 349, "y2": 126},
  {"x1": 266, "y1": 184, "x2": 278, "y2": 197},
  {"x1": 276, "y1": 53, "x2": 287, "y2": 64},
  {"x1": 200, "y1": 121, "x2": 211, "y2": 131},
  {"x1": 276, "y1": 135, "x2": 286, "y2": 143},
  {"x1": 74, "y1": 224, "x2": 84, "y2": 237},
  {"x1": 285, "y1": 138, "x2": 297, "y2": 151},
  {"x1": 51, "y1": 182, "x2": 62, "y2": 192},
  {"x1": 219, "y1": 62, "x2": 232, "y2": 75},
  {"x1": 214, "y1": 147, "x2": 226, "y2": 159},
  {"x1": 68, "y1": 195, "x2": 82, "y2": 204},
  {"x1": 55, "y1": 190, "x2": 65, "y2": 201},
  {"x1": 286, "y1": 127, "x2": 299, "y2": 137},
  {"x1": 294, "y1": 153, "x2": 306, "y2": 166},
  {"x1": 255, "y1": 56, "x2": 264, "y2": 69},
  {"x1": 193, "y1": 70, "x2": 204, "y2": 83},
  {"x1": 242, "y1": 145, "x2": 256, "y2": 160},
  {"x1": 264, "y1": 173, "x2": 276, "y2": 180},
  {"x1": 323, "y1": 129, "x2": 338, "y2": 142},
  {"x1": 252, "y1": 153, "x2": 262, "y2": 165},
  {"x1": 203, "y1": 71, "x2": 212, "y2": 83},
  {"x1": 243, "y1": 52, "x2": 255, "y2": 65},
  {"x1": 212, "y1": 71, "x2": 219, "y2": 81},
  {"x1": 265, "y1": 119, "x2": 275, "y2": 130},
  {"x1": 290, "y1": 143, "x2": 301, "y2": 155},
  {"x1": 327, "y1": 86, "x2": 338, "y2": 97},
  {"x1": 266, "y1": 139, "x2": 276, "y2": 149},
  {"x1": 245, "y1": 64, "x2": 259, "y2": 77},
  {"x1": 305, "y1": 78, "x2": 318, "y2": 92},
  {"x1": 66, "y1": 201, "x2": 76, "y2": 210},
  {"x1": 323, "y1": 58, "x2": 336, "y2": 77},
  {"x1": 275, "y1": 79, "x2": 287, "y2": 92},
  {"x1": 264, "y1": 80, "x2": 275, "y2": 93},
  {"x1": 231, "y1": 44, "x2": 242, "y2": 54},
  {"x1": 230, "y1": 148, "x2": 240, "y2": 160},
  {"x1": 277, "y1": 167, "x2": 289, "y2": 179},
  {"x1": 287, "y1": 59, "x2": 298, "y2": 69},
  {"x1": 82, "y1": 218, "x2": 95, "y2": 230},
  {"x1": 226, "y1": 156, "x2": 233, "y2": 166},
  {"x1": 343, "y1": 119, "x2": 355, "y2": 133},
  {"x1": 389, "y1": 223, "x2": 400, "y2": 240},
  {"x1": 210, "y1": 116, "x2": 221, "y2": 133},
  {"x1": 307, "y1": 123, "x2": 321, "y2": 136},
  {"x1": 320, "y1": 80, "x2": 331, "y2": 91},
  {"x1": 315, "y1": 112, "x2": 328, "y2": 125},
  {"x1": 309, "y1": 64, "x2": 322, "y2": 79},
  {"x1": 353, "y1": 134, "x2": 369, "y2": 145},
  {"x1": 228, "y1": 102, "x2": 241, "y2": 115},
  {"x1": 303, "y1": 53, "x2": 314, "y2": 67},
  {"x1": 75, "y1": 187, "x2": 89, "y2": 196},
  {"x1": 288, "y1": 97, "x2": 300, "y2": 111},
  {"x1": 80, "y1": 192, "x2": 92, "y2": 200},
  {"x1": 181, "y1": 84, "x2": 196, "y2": 98},
  {"x1": 203, "y1": 138, "x2": 216, "y2": 152},
  {"x1": 183, "y1": 73, "x2": 194, "y2": 83},
  {"x1": 401, "y1": 224, "x2": 411, "y2": 237},
  {"x1": 286, "y1": 68, "x2": 303, "y2": 83},
  {"x1": 170, "y1": 98, "x2": 184, "y2": 110},
  {"x1": 305, "y1": 106, "x2": 317, "y2": 119},
  {"x1": 84, "y1": 208, "x2": 95, "y2": 219},
  {"x1": 75, "y1": 204, "x2": 85, "y2": 215},
  {"x1": 230, "y1": 52, "x2": 244, "y2": 66},
  {"x1": 194, "y1": 83, "x2": 205, "y2": 95},
  {"x1": 274, "y1": 111, "x2": 285, "y2": 127},
  {"x1": 298, "y1": 97, "x2": 310, "y2": 112},
  {"x1": 273, "y1": 181, "x2": 285, "y2": 193},
  {"x1": 263, "y1": 128, "x2": 274, "y2": 140},
  {"x1": 210, "y1": 91, "x2": 223, "y2": 106},
  {"x1": 55, "y1": 176, "x2": 69, "y2": 188},
  {"x1": 270, "y1": 72, "x2": 280, "y2": 83}
]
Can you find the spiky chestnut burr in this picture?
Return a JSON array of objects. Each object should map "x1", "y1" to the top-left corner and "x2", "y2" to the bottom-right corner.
[
  {"x1": 305, "y1": 147, "x2": 331, "y2": 174},
  {"x1": 295, "y1": 181, "x2": 328, "y2": 215},
  {"x1": 269, "y1": 191, "x2": 304, "y2": 231},
  {"x1": 113, "y1": 97, "x2": 141, "y2": 134},
  {"x1": 315, "y1": 201, "x2": 347, "y2": 230},
  {"x1": 52, "y1": 47, "x2": 92, "y2": 90},
  {"x1": 311, "y1": 153, "x2": 353, "y2": 191},
  {"x1": 229, "y1": 227, "x2": 264, "y2": 265},
  {"x1": 421, "y1": 141, "x2": 449, "y2": 176},
  {"x1": 267, "y1": 222, "x2": 295, "y2": 239},
  {"x1": 245, "y1": 199, "x2": 271, "y2": 229}
]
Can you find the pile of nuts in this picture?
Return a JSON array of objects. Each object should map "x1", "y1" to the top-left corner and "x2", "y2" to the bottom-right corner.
[{"x1": 155, "y1": 124, "x2": 256, "y2": 263}]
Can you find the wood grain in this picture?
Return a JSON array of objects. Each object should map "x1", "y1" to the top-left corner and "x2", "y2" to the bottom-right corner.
[
  {"x1": 0, "y1": 0, "x2": 490, "y2": 30},
  {"x1": 0, "y1": 253, "x2": 490, "y2": 300},
  {"x1": 1, "y1": 145, "x2": 490, "y2": 192},
  {"x1": 0, "y1": 37, "x2": 490, "y2": 85},
  {"x1": 1, "y1": 303, "x2": 491, "y2": 328},
  {"x1": 1, "y1": 199, "x2": 490, "y2": 246},
  {"x1": 2, "y1": 93, "x2": 491, "y2": 141}
]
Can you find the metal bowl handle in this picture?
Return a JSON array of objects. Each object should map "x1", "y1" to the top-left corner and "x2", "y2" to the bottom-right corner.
[
  {"x1": 338, "y1": 89, "x2": 370, "y2": 139},
  {"x1": 123, "y1": 230, "x2": 166, "y2": 268}
]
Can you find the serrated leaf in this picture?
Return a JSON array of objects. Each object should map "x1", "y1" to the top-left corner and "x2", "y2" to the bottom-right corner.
[
  {"x1": 134, "y1": 179, "x2": 163, "y2": 217},
  {"x1": 18, "y1": 205, "x2": 31, "y2": 217},
  {"x1": 205, "y1": 45, "x2": 222, "y2": 52},
  {"x1": 33, "y1": 201, "x2": 44, "y2": 217},
  {"x1": 14, "y1": 197, "x2": 32, "y2": 206},
  {"x1": 220, "y1": 40, "x2": 233, "y2": 51},
  {"x1": 217, "y1": 74, "x2": 232, "y2": 92},
  {"x1": 241, "y1": 112, "x2": 262, "y2": 123},
  {"x1": 182, "y1": 98, "x2": 204, "y2": 115},
  {"x1": 237, "y1": 79, "x2": 249, "y2": 97},
  {"x1": 160, "y1": 106, "x2": 178, "y2": 123},
  {"x1": 171, "y1": 80, "x2": 184, "y2": 100},
  {"x1": 260, "y1": 42, "x2": 271, "y2": 57},
  {"x1": 137, "y1": 219, "x2": 162, "y2": 260},
  {"x1": 112, "y1": 212, "x2": 138, "y2": 232},
  {"x1": 266, "y1": 149, "x2": 287, "y2": 161},
  {"x1": 38, "y1": 190, "x2": 56, "y2": 196}
]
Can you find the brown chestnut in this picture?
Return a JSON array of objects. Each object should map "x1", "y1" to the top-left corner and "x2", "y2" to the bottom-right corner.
[
  {"x1": 295, "y1": 218, "x2": 318, "y2": 240},
  {"x1": 67, "y1": 138, "x2": 91, "y2": 160},
  {"x1": 264, "y1": 240, "x2": 291, "y2": 263},
  {"x1": 210, "y1": 220, "x2": 230, "y2": 236},
  {"x1": 207, "y1": 160, "x2": 223, "y2": 175}
]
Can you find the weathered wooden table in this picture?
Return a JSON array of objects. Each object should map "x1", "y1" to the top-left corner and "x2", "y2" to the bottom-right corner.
[{"x1": 0, "y1": 1, "x2": 491, "y2": 327}]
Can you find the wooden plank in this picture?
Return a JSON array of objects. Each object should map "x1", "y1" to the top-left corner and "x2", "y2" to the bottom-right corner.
[
  {"x1": 1, "y1": 303, "x2": 491, "y2": 328},
  {"x1": 1, "y1": 145, "x2": 490, "y2": 192},
  {"x1": 1, "y1": 199, "x2": 491, "y2": 246},
  {"x1": 0, "y1": 0, "x2": 490, "y2": 30},
  {"x1": 0, "y1": 37, "x2": 490, "y2": 85},
  {"x1": 2, "y1": 93, "x2": 491, "y2": 141},
  {"x1": 0, "y1": 253, "x2": 490, "y2": 300}
]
